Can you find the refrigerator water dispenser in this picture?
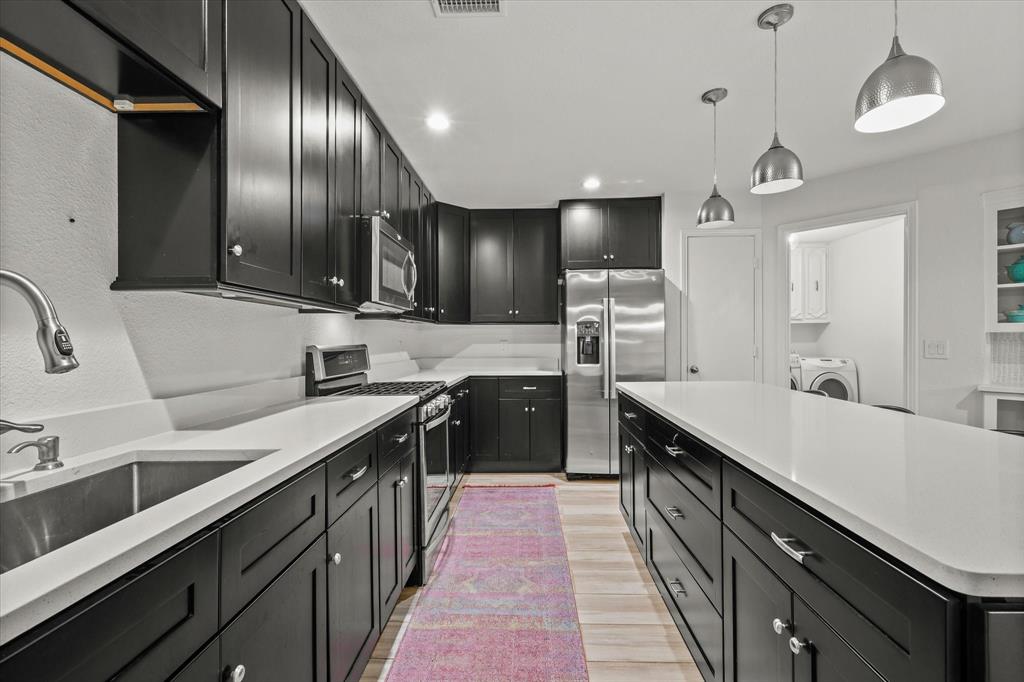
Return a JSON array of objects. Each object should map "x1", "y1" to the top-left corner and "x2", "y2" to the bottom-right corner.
[{"x1": 576, "y1": 320, "x2": 600, "y2": 365}]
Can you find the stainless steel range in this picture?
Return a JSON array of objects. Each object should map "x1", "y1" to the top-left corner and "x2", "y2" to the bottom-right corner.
[{"x1": 305, "y1": 344, "x2": 454, "y2": 583}]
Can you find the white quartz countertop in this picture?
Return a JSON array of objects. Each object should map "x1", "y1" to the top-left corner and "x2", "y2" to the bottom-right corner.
[
  {"x1": 396, "y1": 368, "x2": 562, "y2": 386},
  {"x1": 616, "y1": 381, "x2": 1024, "y2": 597},
  {"x1": 0, "y1": 394, "x2": 417, "y2": 644}
]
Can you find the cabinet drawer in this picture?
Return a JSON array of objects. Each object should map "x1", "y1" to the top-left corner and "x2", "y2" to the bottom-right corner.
[
  {"x1": 220, "y1": 464, "x2": 326, "y2": 624},
  {"x1": 498, "y1": 376, "x2": 561, "y2": 399},
  {"x1": 648, "y1": 511, "x2": 724, "y2": 682},
  {"x1": 0, "y1": 531, "x2": 219, "y2": 682},
  {"x1": 378, "y1": 409, "x2": 416, "y2": 474},
  {"x1": 647, "y1": 451, "x2": 723, "y2": 611},
  {"x1": 645, "y1": 413, "x2": 722, "y2": 517},
  {"x1": 617, "y1": 394, "x2": 646, "y2": 437},
  {"x1": 327, "y1": 432, "x2": 378, "y2": 526},
  {"x1": 723, "y1": 463, "x2": 956, "y2": 682}
]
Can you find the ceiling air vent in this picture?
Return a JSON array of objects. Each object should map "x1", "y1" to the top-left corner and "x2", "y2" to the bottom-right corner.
[{"x1": 431, "y1": 0, "x2": 505, "y2": 17}]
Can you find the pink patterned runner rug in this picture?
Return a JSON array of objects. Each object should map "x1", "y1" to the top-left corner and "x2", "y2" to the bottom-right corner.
[{"x1": 386, "y1": 485, "x2": 589, "y2": 681}]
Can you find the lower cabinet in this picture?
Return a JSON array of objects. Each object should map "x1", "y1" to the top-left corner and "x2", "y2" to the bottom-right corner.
[
  {"x1": 472, "y1": 376, "x2": 563, "y2": 473},
  {"x1": 399, "y1": 452, "x2": 418, "y2": 583},
  {"x1": 470, "y1": 377, "x2": 500, "y2": 464},
  {"x1": 379, "y1": 451, "x2": 416, "y2": 624},
  {"x1": 329, "y1": 486, "x2": 380, "y2": 682},
  {"x1": 619, "y1": 428, "x2": 647, "y2": 553}
]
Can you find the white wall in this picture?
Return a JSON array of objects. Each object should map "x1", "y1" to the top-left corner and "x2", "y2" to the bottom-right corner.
[
  {"x1": 0, "y1": 55, "x2": 418, "y2": 422},
  {"x1": 813, "y1": 219, "x2": 905, "y2": 405},
  {"x1": 763, "y1": 129, "x2": 1024, "y2": 424}
]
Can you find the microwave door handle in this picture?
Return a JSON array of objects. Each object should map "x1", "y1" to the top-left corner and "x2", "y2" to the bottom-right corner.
[{"x1": 403, "y1": 252, "x2": 417, "y2": 299}]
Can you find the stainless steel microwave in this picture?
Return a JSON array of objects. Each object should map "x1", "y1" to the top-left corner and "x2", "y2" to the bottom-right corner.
[{"x1": 359, "y1": 215, "x2": 416, "y2": 313}]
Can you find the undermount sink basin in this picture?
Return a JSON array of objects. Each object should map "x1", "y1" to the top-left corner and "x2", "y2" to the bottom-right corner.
[{"x1": 0, "y1": 459, "x2": 250, "y2": 574}]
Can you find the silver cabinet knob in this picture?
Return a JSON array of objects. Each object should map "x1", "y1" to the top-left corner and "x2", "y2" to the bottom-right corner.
[
  {"x1": 688, "y1": 365, "x2": 700, "y2": 374},
  {"x1": 515, "y1": 309, "x2": 520, "y2": 315},
  {"x1": 331, "y1": 552, "x2": 342, "y2": 565},
  {"x1": 229, "y1": 664, "x2": 246, "y2": 682},
  {"x1": 397, "y1": 477, "x2": 407, "y2": 488},
  {"x1": 228, "y1": 244, "x2": 243, "y2": 257},
  {"x1": 329, "y1": 276, "x2": 345, "y2": 287},
  {"x1": 440, "y1": 307, "x2": 445, "y2": 314},
  {"x1": 789, "y1": 637, "x2": 809, "y2": 655},
  {"x1": 772, "y1": 618, "x2": 791, "y2": 635},
  {"x1": 531, "y1": 406, "x2": 535, "y2": 412},
  {"x1": 452, "y1": 419, "x2": 462, "y2": 426},
  {"x1": 624, "y1": 444, "x2": 634, "y2": 455},
  {"x1": 524, "y1": 406, "x2": 529, "y2": 412},
  {"x1": 668, "y1": 579, "x2": 686, "y2": 596},
  {"x1": 602, "y1": 254, "x2": 608, "y2": 260},
  {"x1": 508, "y1": 309, "x2": 513, "y2": 315},
  {"x1": 609, "y1": 254, "x2": 615, "y2": 260}
]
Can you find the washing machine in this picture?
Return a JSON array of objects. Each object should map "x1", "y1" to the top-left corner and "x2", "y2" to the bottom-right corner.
[
  {"x1": 789, "y1": 353, "x2": 802, "y2": 391},
  {"x1": 800, "y1": 357, "x2": 859, "y2": 401}
]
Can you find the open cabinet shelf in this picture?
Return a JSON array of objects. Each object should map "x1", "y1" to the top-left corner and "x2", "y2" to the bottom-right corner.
[{"x1": 984, "y1": 187, "x2": 1024, "y2": 331}]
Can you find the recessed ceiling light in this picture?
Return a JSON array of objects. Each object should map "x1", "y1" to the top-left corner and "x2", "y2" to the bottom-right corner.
[
  {"x1": 426, "y1": 112, "x2": 450, "y2": 131},
  {"x1": 582, "y1": 177, "x2": 601, "y2": 190}
]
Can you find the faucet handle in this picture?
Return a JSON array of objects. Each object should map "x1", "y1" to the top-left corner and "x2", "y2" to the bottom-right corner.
[{"x1": 0, "y1": 419, "x2": 44, "y2": 435}]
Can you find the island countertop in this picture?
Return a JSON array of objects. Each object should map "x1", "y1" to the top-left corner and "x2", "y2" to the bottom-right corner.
[{"x1": 616, "y1": 381, "x2": 1024, "y2": 597}]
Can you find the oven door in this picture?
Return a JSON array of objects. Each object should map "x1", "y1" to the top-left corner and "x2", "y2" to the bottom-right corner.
[
  {"x1": 419, "y1": 406, "x2": 451, "y2": 543},
  {"x1": 362, "y1": 216, "x2": 416, "y2": 312}
]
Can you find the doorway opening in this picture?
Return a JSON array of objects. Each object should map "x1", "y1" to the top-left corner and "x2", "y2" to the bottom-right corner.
[{"x1": 781, "y1": 208, "x2": 916, "y2": 410}]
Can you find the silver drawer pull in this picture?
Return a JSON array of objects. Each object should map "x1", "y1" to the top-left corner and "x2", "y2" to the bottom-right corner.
[
  {"x1": 397, "y1": 477, "x2": 408, "y2": 488},
  {"x1": 664, "y1": 445, "x2": 685, "y2": 458},
  {"x1": 393, "y1": 433, "x2": 410, "y2": 444},
  {"x1": 772, "y1": 617, "x2": 791, "y2": 635},
  {"x1": 789, "y1": 637, "x2": 809, "y2": 655},
  {"x1": 624, "y1": 444, "x2": 635, "y2": 455},
  {"x1": 522, "y1": 386, "x2": 537, "y2": 390},
  {"x1": 665, "y1": 506, "x2": 684, "y2": 519},
  {"x1": 346, "y1": 464, "x2": 369, "y2": 481},
  {"x1": 669, "y1": 579, "x2": 686, "y2": 596},
  {"x1": 623, "y1": 411, "x2": 638, "y2": 420},
  {"x1": 771, "y1": 531, "x2": 814, "y2": 565}
]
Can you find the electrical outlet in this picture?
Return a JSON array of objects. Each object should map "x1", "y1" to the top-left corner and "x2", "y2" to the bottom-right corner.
[{"x1": 923, "y1": 339, "x2": 950, "y2": 359}]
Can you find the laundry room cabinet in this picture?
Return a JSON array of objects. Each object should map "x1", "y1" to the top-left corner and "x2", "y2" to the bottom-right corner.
[{"x1": 789, "y1": 244, "x2": 829, "y2": 322}]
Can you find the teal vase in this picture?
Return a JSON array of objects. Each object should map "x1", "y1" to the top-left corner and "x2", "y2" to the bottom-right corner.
[{"x1": 1009, "y1": 256, "x2": 1024, "y2": 283}]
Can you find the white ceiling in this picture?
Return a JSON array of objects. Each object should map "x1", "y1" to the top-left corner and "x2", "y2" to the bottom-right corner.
[{"x1": 302, "y1": 0, "x2": 1024, "y2": 208}]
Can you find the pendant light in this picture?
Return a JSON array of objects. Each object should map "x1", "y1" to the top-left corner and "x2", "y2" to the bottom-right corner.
[
  {"x1": 697, "y1": 88, "x2": 735, "y2": 229},
  {"x1": 750, "y1": 3, "x2": 803, "y2": 195},
  {"x1": 854, "y1": 0, "x2": 944, "y2": 133}
]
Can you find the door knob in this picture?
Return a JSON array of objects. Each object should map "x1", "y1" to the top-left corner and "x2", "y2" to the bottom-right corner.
[{"x1": 688, "y1": 365, "x2": 699, "y2": 374}]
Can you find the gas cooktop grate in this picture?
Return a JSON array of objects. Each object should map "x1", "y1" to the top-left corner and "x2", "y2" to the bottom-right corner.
[{"x1": 340, "y1": 381, "x2": 447, "y2": 400}]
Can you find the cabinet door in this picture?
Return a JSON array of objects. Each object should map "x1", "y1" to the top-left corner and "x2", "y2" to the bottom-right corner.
[
  {"x1": 529, "y1": 399, "x2": 562, "y2": 468},
  {"x1": 223, "y1": 0, "x2": 302, "y2": 295},
  {"x1": 328, "y1": 488, "x2": 379, "y2": 682},
  {"x1": 631, "y1": 438, "x2": 647, "y2": 552},
  {"x1": 419, "y1": 191, "x2": 437, "y2": 319},
  {"x1": 471, "y1": 209, "x2": 515, "y2": 322},
  {"x1": 436, "y1": 203, "x2": 470, "y2": 322},
  {"x1": 299, "y1": 15, "x2": 335, "y2": 303},
  {"x1": 793, "y1": 598, "x2": 884, "y2": 682},
  {"x1": 399, "y1": 452, "x2": 417, "y2": 582},
  {"x1": 499, "y1": 399, "x2": 531, "y2": 462},
  {"x1": 619, "y1": 430, "x2": 634, "y2": 526},
  {"x1": 513, "y1": 209, "x2": 559, "y2": 322},
  {"x1": 723, "y1": 529, "x2": 793, "y2": 682},
  {"x1": 360, "y1": 104, "x2": 384, "y2": 218},
  {"x1": 71, "y1": 0, "x2": 223, "y2": 107},
  {"x1": 560, "y1": 201, "x2": 607, "y2": 269},
  {"x1": 470, "y1": 377, "x2": 500, "y2": 462},
  {"x1": 334, "y1": 63, "x2": 362, "y2": 307},
  {"x1": 803, "y1": 246, "x2": 828, "y2": 319},
  {"x1": 382, "y1": 135, "x2": 402, "y2": 226},
  {"x1": 220, "y1": 536, "x2": 328, "y2": 682},
  {"x1": 608, "y1": 197, "x2": 660, "y2": 268},
  {"x1": 378, "y1": 460, "x2": 403, "y2": 624},
  {"x1": 789, "y1": 247, "x2": 804, "y2": 319}
]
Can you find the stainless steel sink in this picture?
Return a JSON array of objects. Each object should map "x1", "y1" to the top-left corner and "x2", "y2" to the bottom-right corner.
[{"x1": 0, "y1": 459, "x2": 247, "y2": 574}]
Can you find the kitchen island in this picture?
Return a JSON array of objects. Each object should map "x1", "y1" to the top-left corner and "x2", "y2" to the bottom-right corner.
[{"x1": 616, "y1": 380, "x2": 1023, "y2": 682}]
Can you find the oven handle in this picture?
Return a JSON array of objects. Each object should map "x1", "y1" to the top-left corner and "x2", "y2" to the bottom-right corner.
[{"x1": 421, "y1": 405, "x2": 451, "y2": 432}]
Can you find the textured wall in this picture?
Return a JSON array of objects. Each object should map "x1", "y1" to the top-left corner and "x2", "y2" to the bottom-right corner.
[{"x1": 0, "y1": 55, "x2": 416, "y2": 421}]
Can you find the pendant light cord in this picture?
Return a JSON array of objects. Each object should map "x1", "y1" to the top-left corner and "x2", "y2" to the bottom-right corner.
[
  {"x1": 893, "y1": 0, "x2": 898, "y2": 38},
  {"x1": 712, "y1": 102, "x2": 718, "y2": 185},
  {"x1": 773, "y1": 27, "x2": 779, "y2": 134}
]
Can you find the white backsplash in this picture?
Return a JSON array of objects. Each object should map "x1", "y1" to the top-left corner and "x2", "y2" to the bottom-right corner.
[{"x1": 989, "y1": 333, "x2": 1024, "y2": 386}]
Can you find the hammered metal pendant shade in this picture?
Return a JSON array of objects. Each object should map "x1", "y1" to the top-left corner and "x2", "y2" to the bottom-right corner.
[
  {"x1": 854, "y1": 36, "x2": 944, "y2": 133},
  {"x1": 697, "y1": 184, "x2": 735, "y2": 229},
  {"x1": 750, "y1": 132, "x2": 804, "y2": 194}
]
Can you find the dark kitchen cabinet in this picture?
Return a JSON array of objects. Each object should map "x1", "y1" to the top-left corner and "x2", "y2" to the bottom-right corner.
[
  {"x1": 723, "y1": 529, "x2": 793, "y2": 682},
  {"x1": 470, "y1": 377, "x2": 500, "y2": 462},
  {"x1": 360, "y1": 104, "x2": 384, "y2": 220},
  {"x1": 70, "y1": 0, "x2": 224, "y2": 107},
  {"x1": 619, "y1": 428, "x2": 647, "y2": 552},
  {"x1": 499, "y1": 399, "x2": 531, "y2": 461},
  {"x1": 378, "y1": 458, "x2": 405, "y2": 624},
  {"x1": 449, "y1": 382, "x2": 471, "y2": 479},
  {"x1": 223, "y1": 0, "x2": 302, "y2": 295},
  {"x1": 417, "y1": 190, "x2": 437, "y2": 320},
  {"x1": 436, "y1": 202, "x2": 470, "y2": 323},
  {"x1": 299, "y1": 15, "x2": 335, "y2": 303},
  {"x1": 328, "y1": 486, "x2": 380, "y2": 682},
  {"x1": 559, "y1": 197, "x2": 661, "y2": 270},
  {"x1": 220, "y1": 536, "x2": 329, "y2": 682},
  {"x1": 513, "y1": 209, "x2": 559, "y2": 323},
  {"x1": 399, "y1": 452, "x2": 418, "y2": 582},
  {"x1": 470, "y1": 209, "x2": 515, "y2": 322},
  {"x1": 382, "y1": 135, "x2": 402, "y2": 228},
  {"x1": 792, "y1": 597, "x2": 884, "y2": 682},
  {"x1": 529, "y1": 399, "x2": 562, "y2": 468},
  {"x1": 333, "y1": 62, "x2": 363, "y2": 307}
]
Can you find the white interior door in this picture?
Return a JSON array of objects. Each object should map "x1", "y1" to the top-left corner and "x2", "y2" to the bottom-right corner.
[{"x1": 685, "y1": 233, "x2": 760, "y2": 381}]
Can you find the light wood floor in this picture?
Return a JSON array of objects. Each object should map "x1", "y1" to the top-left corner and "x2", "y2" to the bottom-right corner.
[{"x1": 361, "y1": 473, "x2": 701, "y2": 681}]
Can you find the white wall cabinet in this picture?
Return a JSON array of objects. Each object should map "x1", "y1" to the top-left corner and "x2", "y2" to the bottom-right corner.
[
  {"x1": 790, "y1": 244, "x2": 829, "y2": 321},
  {"x1": 983, "y1": 186, "x2": 1024, "y2": 332}
]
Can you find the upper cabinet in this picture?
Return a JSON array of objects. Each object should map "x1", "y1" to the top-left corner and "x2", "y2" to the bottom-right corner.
[
  {"x1": 436, "y1": 203, "x2": 470, "y2": 323},
  {"x1": 560, "y1": 197, "x2": 661, "y2": 270},
  {"x1": 470, "y1": 209, "x2": 559, "y2": 324},
  {"x1": 333, "y1": 62, "x2": 363, "y2": 308},
  {"x1": 790, "y1": 244, "x2": 829, "y2": 322}
]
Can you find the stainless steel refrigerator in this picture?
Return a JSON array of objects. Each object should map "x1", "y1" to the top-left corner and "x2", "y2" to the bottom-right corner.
[{"x1": 562, "y1": 269, "x2": 665, "y2": 475}]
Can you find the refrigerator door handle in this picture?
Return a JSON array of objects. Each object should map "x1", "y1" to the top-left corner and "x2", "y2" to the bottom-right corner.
[
  {"x1": 601, "y1": 297, "x2": 611, "y2": 399},
  {"x1": 608, "y1": 297, "x2": 617, "y2": 399}
]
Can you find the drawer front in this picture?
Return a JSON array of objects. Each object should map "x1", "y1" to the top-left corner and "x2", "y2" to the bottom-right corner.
[
  {"x1": 220, "y1": 464, "x2": 326, "y2": 624},
  {"x1": 327, "y1": 432, "x2": 378, "y2": 525},
  {"x1": 648, "y1": 511, "x2": 724, "y2": 682},
  {"x1": 378, "y1": 409, "x2": 416, "y2": 474},
  {"x1": 617, "y1": 394, "x2": 646, "y2": 437},
  {"x1": 0, "y1": 531, "x2": 219, "y2": 682},
  {"x1": 723, "y1": 462, "x2": 955, "y2": 682},
  {"x1": 498, "y1": 376, "x2": 561, "y2": 399},
  {"x1": 645, "y1": 413, "x2": 722, "y2": 517},
  {"x1": 647, "y1": 451, "x2": 723, "y2": 610}
]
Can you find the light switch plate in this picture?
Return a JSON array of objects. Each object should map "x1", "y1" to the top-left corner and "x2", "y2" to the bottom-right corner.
[{"x1": 923, "y1": 339, "x2": 950, "y2": 359}]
